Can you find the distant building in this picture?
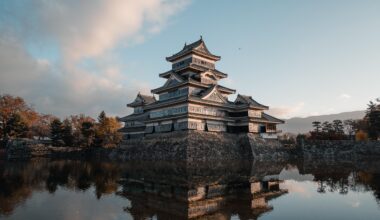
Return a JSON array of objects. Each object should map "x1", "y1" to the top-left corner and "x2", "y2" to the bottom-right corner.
[{"x1": 119, "y1": 37, "x2": 283, "y2": 139}]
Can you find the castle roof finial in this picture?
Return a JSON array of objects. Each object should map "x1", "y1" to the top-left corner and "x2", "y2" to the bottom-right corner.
[{"x1": 200, "y1": 35, "x2": 203, "y2": 40}]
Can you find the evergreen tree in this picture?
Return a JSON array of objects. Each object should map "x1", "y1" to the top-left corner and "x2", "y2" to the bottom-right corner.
[
  {"x1": 312, "y1": 121, "x2": 322, "y2": 133},
  {"x1": 98, "y1": 111, "x2": 106, "y2": 124},
  {"x1": 93, "y1": 111, "x2": 107, "y2": 148},
  {"x1": 5, "y1": 113, "x2": 28, "y2": 138},
  {"x1": 62, "y1": 119, "x2": 74, "y2": 147},
  {"x1": 332, "y1": 120, "x2": 344, "y2": 134},
  {"x1": 81, "y1": 121, "x2": 95, "y2": 147},
  {"x1": 322, "y1": 121, "x2": 333, "y2": 134},
  {"x1": 366, "y1": 100, "x2": 380, "y2": 140},
  {"x1": 50, "y1": 119, "x2": 63, "y2": 146}
]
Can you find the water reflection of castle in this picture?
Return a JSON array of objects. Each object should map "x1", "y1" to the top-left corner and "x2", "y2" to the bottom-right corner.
[
  {"x1": 1, "y1": 159, "x2": 380, "y2": 219},
  {"x1": 118, "y1": 161, "x2": 288, "y2": 219}
]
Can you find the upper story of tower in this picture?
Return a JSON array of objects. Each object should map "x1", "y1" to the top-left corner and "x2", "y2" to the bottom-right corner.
[
  {"x1": 160, "y1": 37, "x2": 227, "y2": 81},
  {"x1": 166, "y1": 36, "x2": 220, "y2": 70},
  {"x1": 153, "y1": 37, "x2": 231, "y2": 97}
]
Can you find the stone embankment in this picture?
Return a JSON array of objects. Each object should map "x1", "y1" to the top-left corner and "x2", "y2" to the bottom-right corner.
[
  {"x1": 113, "y1": 130, "x2": 297, "y2": 161},
  {"x1": 6, "y1": 139, "x2": 86, "y2": 160},
  {"x1": 301, "y1": 140, "x2": 380, "y2": 160},
  {"x1": 3, "y1": 134, "x2": 380, "y2": 161}
]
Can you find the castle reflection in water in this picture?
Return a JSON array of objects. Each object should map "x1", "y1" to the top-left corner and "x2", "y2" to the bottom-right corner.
[
  {"x1": 120, "y1": 161, "x2": 287, "y2": 219},
  {"x1": 0, "y1": 159, "x2": 380, "y2": 219}
]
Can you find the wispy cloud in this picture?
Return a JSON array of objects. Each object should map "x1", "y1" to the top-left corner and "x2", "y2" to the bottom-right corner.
[
  {"x1": 0, "y1": 0, "x2": 190, "y2": 117},
  {"x1": 339, "y1": 93, "x2": 351, "y2": 100},
  {"x1": 268, "y1": 102, "x2": 305, "y2": 119},
  {"x1": 281, "y1": 180, "x2": 312, "y2": 198}
]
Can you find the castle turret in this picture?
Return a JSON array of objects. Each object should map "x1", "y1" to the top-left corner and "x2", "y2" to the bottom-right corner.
[{"x1": 119, "y1": 37, "x2": 284, "y2": 139}]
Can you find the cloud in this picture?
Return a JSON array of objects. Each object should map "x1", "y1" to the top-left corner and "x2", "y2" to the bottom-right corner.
[
  {"x1": 0, "y1": 0, "x2": 190, "y2": 118},
  {"x1": 281, "y1": 180, "x2": 312, "y2": 198},
  {"x1": 268, "y1": 102, "x2": 305, "y2": 119},
  {"x1": 349, "y1": 201, "x2": 360, "y2": 208},
  {"x1": 2, "y1": 0, "x2": 189, "y2": 62},
  {"x1": 0, "y1": 36, "x2": 134, "y2": 117},
  {"x1": 339, "y1": 93, "x2": 351, "y2": 100}
]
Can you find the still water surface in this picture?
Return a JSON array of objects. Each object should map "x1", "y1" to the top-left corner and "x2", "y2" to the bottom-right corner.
[{"x1": 0, "y1": 159, "x2": 379, "y2": 220}]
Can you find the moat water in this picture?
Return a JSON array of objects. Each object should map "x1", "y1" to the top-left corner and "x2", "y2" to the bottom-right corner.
[{"x1": 0, "y1": 159, "x2": 380, "y2": 220}]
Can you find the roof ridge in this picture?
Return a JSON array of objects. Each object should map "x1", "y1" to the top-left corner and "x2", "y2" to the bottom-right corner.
[{"x1": 166, "y1": 37, "x2": 220, "y2": 62}]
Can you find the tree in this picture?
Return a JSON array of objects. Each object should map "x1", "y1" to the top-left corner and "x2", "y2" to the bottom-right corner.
[
  {"x1": 0, "y1": 94, "x2": 37, "y2": 140},
  {"x1": 366, "y1": 100, "x2": 380, "y2": 140},
  {"x1": 4, "y1": 113, "x2": 28, "y2": 139},
  {"x1": 98, "y1": 111, "x2": 106, "y2": 124},
  {"x1": 62, "y1": 119, "x2": 74, "y2": 147},
  {"x1": 94, "y1": 111, "x2": 122, "y2": 148},
  {"x1": 344, "y1": 119, "x2": 355, "y2": 140},
  {"x1": 31, "y1": 114, "x2": 56, "y2": 140},
  {"x1": 322, "y1": 121, "x2": 333, "y2": 134},
  {"x1": 51, "y1": 119, "x2": 64, "y2": 146},
  {"x1": 81, "y1": 121, "x2": 95, "y2": 148},
  {"x1": 101, "y1": 117, "x2": 122, "y2": 148},
  {"x1": 332, "y1": 120, "x2": 344, "y2": 135},
  {"x1": 356, "y1": 130, "x2": 368, "y2": 141},
  {"x1": 312, "y1": 121, "x2": 322, "y2": 133},
  {"x1": 352, "y1": 119, "x2": 368, "y2": 132},
  {"x1": 69, "y1": 114, "x2": 95, "y2": 146}
]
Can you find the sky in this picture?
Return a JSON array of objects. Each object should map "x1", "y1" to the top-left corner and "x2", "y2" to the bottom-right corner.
[{"x1": 0, "y1": 0, "x2": 379, "y2": 119}]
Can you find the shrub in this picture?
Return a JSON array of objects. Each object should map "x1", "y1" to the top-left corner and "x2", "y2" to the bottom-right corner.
[{"x1": 355, "y1": 130, "x2": 368, "y2": 141}]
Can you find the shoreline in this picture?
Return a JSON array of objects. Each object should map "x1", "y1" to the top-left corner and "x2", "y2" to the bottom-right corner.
[{"x1": 2, "y1": 131, "x2": 380, "y2": 161}]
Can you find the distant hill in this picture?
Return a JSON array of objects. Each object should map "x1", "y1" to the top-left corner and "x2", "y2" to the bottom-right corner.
[{"x1": 278, "y1": 110, "x2": 365, "y2": 134}]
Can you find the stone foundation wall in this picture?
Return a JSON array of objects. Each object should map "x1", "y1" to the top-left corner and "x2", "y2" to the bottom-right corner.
[
  {"x1": 301, "y1": 140, "x2": 380, "y2": 160},
  {"x1": 6, "y1": 139, "x2": 88, "y2": 160},
  {"x1": 114, "y1": 130, "x2": 295, "y2": 161}
]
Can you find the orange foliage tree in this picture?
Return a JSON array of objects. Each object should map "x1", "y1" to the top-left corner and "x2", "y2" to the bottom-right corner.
[
  {"x1": 94, "y1": 111, "x2": 122, "y2": 148},
  {"x1": 0, "y1": 94, "x2": 39, "y2": 140}
]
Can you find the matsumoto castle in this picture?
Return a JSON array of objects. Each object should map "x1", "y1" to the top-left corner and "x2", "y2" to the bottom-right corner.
[{"x1": 119, "y1": 37, "x2": 284, "y2": 139}]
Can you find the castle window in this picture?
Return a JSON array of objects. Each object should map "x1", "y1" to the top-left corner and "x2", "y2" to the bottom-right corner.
[
  {"x1": 150, "y1": 105, "x2": 188, "y2": 119},
  {"x1": 159, "y1": 88, "x2": 189, "y2": 101}
]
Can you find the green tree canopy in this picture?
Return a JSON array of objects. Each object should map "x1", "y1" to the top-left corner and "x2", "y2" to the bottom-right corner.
[
  {"x1": 5, "y1": 113, "x2": 28, "y2": 139},
  {"x1": 50, "y1": 119, "x2": 63, "y2": 146}
]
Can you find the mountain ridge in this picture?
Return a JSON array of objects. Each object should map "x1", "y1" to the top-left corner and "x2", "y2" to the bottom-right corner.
[{"x1": 278, "y1": 110, "x2": 365, "y2": 134}]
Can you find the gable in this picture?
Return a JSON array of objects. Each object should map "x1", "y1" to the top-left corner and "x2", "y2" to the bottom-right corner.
[
  {"x1": 200, "y1": 71, "x2": 219, "y2": 84},
  {"x1": 202, "y1": 87, "x2": 226, "y2": 103},
  {"x1": 163, "y1": 73, "x2": 184, "y2": 88},
  {"x1": 203, "y1": 72, "x2": 217, "y2": 80},
  {"x1": 205, "y1": 92, "x2": 225, "y2": 103},
  {"x1": 234, "y1": 95, "x2": 248, "y2": 104},
  {"x1": 135, "y1": 95, "x2": 143, "y2": 102},
  {"x1": 132, "y1": 94, "x2": 145, "y2": 105},
  {"x1": 195, "y1": 42, "x2": 210, "y2": 54},
  {"x1": 166, "y1": 78, "x2": 180, "y2": 87}
]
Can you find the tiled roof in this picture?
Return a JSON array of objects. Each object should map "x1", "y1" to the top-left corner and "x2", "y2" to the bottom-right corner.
[
  {"x1": 159, "y1": 70, "x2": 173, "y2": 78},
  {"x1": 166, "y1": 37, "x2": 220, "y2": 62},
  {"x1": 118, "y1": 112, "x2": 150, "y2": 122},
  {"x1": 235, "y1": 94, "x2": 269, "y2": 110},
  {"x1": 262, "y1": 113, "x2": 285, "y2": 124},
  {"x1": 159, "y1": 68, "x2": 228, "y2": 81},
  {"x1": 210, "y1": 69, "x2": 228, "y2": 78},
  {"x1": 127, "y1": 93, "x2": 156, "y2": 107},
  {"x1": 139, "y1": 94, "x2": 156, "y2": 103},
  {"x1": 217, "y1": 85, "x2": 236, "y2": 94},
  {"x1": 151, "y1": 77, "x2": 205, "y2": 94}
]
